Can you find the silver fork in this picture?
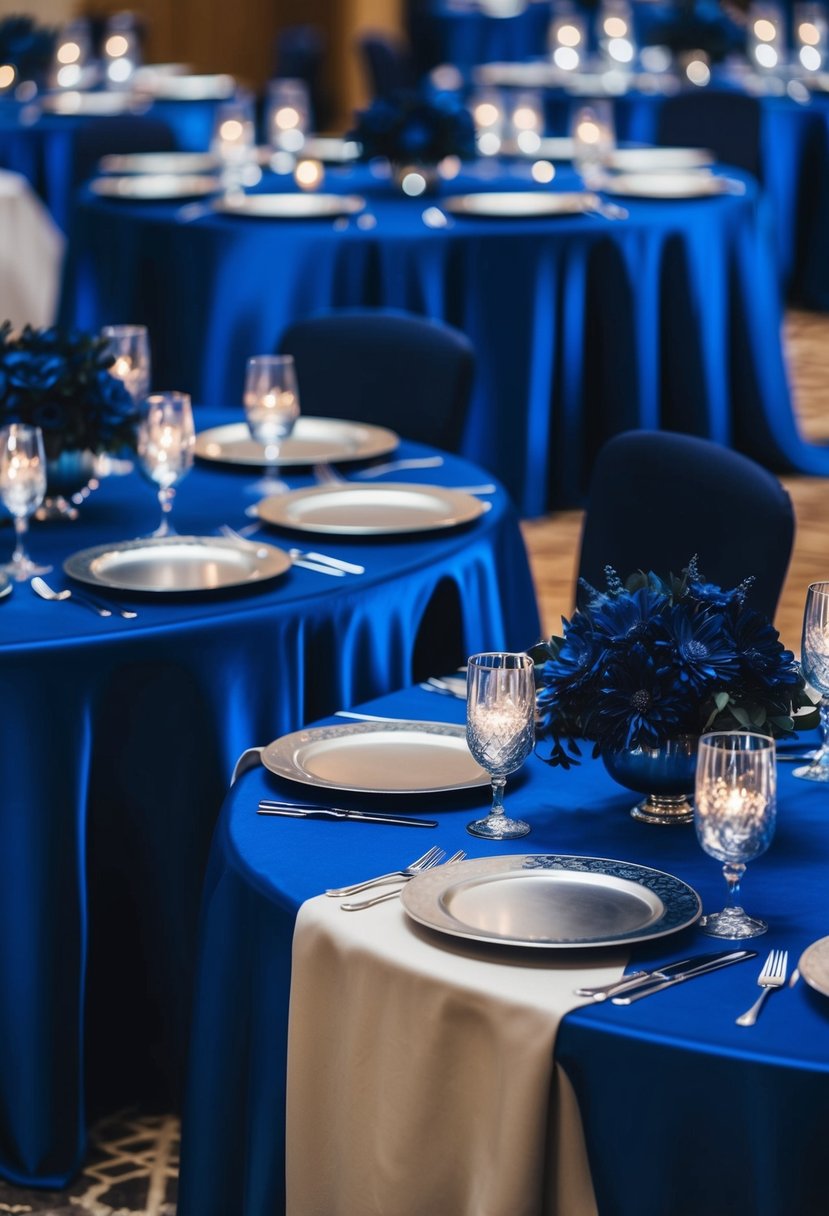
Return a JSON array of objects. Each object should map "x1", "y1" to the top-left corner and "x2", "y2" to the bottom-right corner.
[
  {"x1": 735, "y1": 949, "x2": 788, "y2": 1026},
  {"x1": 340, "y1": 849, "x2": 466, "y2": 910},
  {"x1": 218, "y1": 525, "x2": 349, "y2": 576},
  {"x1": 352, "y1": 456, "x2": 445, "y2": 479},
  {"x1": 325, "y1": 846, "x2": 445, "y2": 897}
]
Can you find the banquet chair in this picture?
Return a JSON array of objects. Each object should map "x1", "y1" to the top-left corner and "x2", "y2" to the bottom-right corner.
[
  {"x1": 656, "y1": 90, "x2": 762, "y2": 180},
  {"x1": 72, "y1": 116, "x2": 177, "y2": 190},
  {"x1": 278, "y1": 309, "x2": 475, "y2": 451},
  {"x1": 358, "y1": 32, "x2": 417, "y2": 98},
  {"x1": 576, "y1": 430, "x2": 794, "y2": 619},
  {"x1": 272, "y1": 24, "x2": 328, "y2": 129}
]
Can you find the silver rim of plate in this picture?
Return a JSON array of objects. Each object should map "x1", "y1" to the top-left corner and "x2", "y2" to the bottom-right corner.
[
  {"x1": 133, "y1": 73, "x2": 236, "y2": 100},
  {"x1": 256, "y1": 482, "x2": 486, "y2": 536},
  {"x1": 213, "y1": 193, "x2": 365, "y2": 219},
  {"x1": 262, "y1": 720, "x2": 490, "y2": 794},
  {"x1": 194, "y1": 417, "x2": 399, "y2": 468},
  {"x1": 90, "y1": 174, "x2": 220, "y2": 200},
  {"x1": 606, "y1": 146, "x2": 714, "y2": 172},
  {"x1": 602, "y1": 172, "x2": 734, "y2": 199},
  {"x1": 442, "y1": 192, "x2": 596, "y2": 218},
  {"x1": 401, "y1": 855, "x2": 702, "y2": 949},
  {"x1": 798, "y1": 935, "x2": 829, "y2": 997},
  {"x1": 0, "y1": 574, "x2": 12, "y2": 601},
  {"x1": 500, "y1": 136, "x2": 575, "y2": 161},
  {"x1": 63, "y1": 535, "x2": 291, "y2": 594},
  {"x1": 40, "y1": 91, "x2": 140, "y2": 115},
  {"x1": 99, "y1": 151, "x2": 222, "y2": 175}
]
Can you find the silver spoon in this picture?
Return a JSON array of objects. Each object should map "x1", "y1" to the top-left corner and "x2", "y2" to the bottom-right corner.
[{"x1": 31, "y1": 576, "x2": 114, "y2": 618}]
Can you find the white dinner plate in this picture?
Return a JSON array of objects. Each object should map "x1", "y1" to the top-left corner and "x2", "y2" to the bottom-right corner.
[
  {"x1": 213, "y1": 193, "x2": 365, "y2": 219},
  {"x1": 134, "y1": 72, "x2": 236, "y2": 100},
  {"x1": 64, "y1": 535, "x2": 291, "y2": 593},
  {"x1": 194, "y1": 417, "x2": 399, "y2": 468},
  {"x1": 606, "y1": 146, "x2": 714, "y2": 173},
  {"x1": 300, "y1": 136, "x2": 362, "y2": 163},
  {"x1": 799, "y1": 935, "x2": 829, "y2": 997},
  {"x1": 402, "y1": 854, "x2": 702, "y2": 949},
  {"x1": 500, "y1": 136, "x2": 575, "y2": 161},
  {"x1": 98, "y1": 151, "x2": 221, "y2": 175},
  {"x1": 40, "y1": 91, "x2": 140, "y2": 116},
  {"x1": 443, "y1": 191, "x2": 596, "y2": 218},
  {"x1": 89, "y1": 173, "x2": 220, "y2": 200},
  {"x1": 262, "y1": 720, "x2": 490, "y2": 793},
  {"x1": 602, "y1": 171, "x2": 738, "y2": 199},
  {"x1": 256, "y1": 482, "x2": 486, "y2": 536},
  {"x1": 475, "y1": 61, "x2": 562, "y2": 89}
]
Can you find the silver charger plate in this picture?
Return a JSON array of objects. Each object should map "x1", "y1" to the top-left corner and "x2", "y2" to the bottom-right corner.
[
  {"x1": 300, "y1": 136, "x2": 362, "y2": 163},
  {"x1": 401, "y1": 855, "x2": 702, "y2": 949},
  {"x1": 606, "y1": 146, "x2": 714, "y2": 173},
  {"x1": 262, "y1": 720, "x2": 490, "y2": 794},
  {"x1": 194, "y1": 417, "x2": 399, "y2": 468},
  {"x1": 64, "y1": 535, "x2": 291, "y2": 594},
  {"x1": 89, "y1": 173, "x2": 220, "y2": 200},
  {"x1": 799, "y1": 935, "x2": 829, "y2": 997},
  {"x1": 256, "y1": 482, "x2": 486, "y2": 536},
  {"x1": 443, "y1": 191, "x2": 595, "y2": 219},
  {"x1": 500, "y1": 137, "x2": 575, "y2": 161},
  {"x1": 0, "y1": 574, "x2": 12, "y2": 601},
  {"x1": 134, "y1": 72, "x2": 236, "y2": 100},
  {"x1": 213, "y1": 193, "x2": 365, "y2": 219},
  {"x1": 40, "y1": 91, "x2": 139, "y2": 116},
  {"x1": 99, "y1": 151, "x2": 221, "y2": 175},
  {"x1": 602, "y1": 171, "x2": 737, "y2": 199}
]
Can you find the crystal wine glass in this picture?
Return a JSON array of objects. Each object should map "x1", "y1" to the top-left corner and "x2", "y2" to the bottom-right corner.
[
  {"x1": 135, "y1": 392, "x2": 195, "y2": 537},
  {"x1": 101, "y1": 325, "x2": 151, "y2": 405},
  {"x1": 694, "y1": 731, "x2": 777, "y2": 938},
  {"x1": 243, "y1": 354, "x2": 301, "y2": 496},
  {"x1": 466, "y1": 652, "x2": 536, "y2": 839},
  {"x1": 0, "y1": 424, "x2": 50, "y2": 580},
  {"x1": 794, "y1": 581, "x2": 829, "y2": 781}
]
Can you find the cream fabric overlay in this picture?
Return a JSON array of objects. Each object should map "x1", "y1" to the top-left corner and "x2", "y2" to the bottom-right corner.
[
  {"x1": 0, "y1": 170, "x2": 65, "y2": 329},
  {"x1": 287, "y1": 893, "x2": 629, "y2": 1216}
]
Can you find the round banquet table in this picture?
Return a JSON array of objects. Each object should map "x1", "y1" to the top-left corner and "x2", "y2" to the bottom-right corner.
[
  {"x1": 178, "y1": 681, "x2": 829, "y2": 1216},
  {"x1": 59, "y1": 159, "x2": 829, "y2": 518},
  {"x1": 0, "y1": 411, "x2": 538, "y2": 1187}
]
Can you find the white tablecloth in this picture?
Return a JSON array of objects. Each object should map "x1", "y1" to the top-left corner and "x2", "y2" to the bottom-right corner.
[
  {"x1": 0, "y1": 169, "x2": 64, "y2": 328},
  {"x1": 287, "y1": 893, "x2": 629, "y2": 1215}
]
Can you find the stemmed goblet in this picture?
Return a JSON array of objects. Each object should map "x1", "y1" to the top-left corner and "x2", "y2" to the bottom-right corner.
[
  {"x1": 0, "y1": 424, "x2": 50, "y2": 580},
  {"x1": 243, "y1": 354, "x2": 301, "y2": 495},
  {"x1": 694, "y1": 731, "x2": 777, "y2": 938},
  {"x1": 135, "y1": 392, "x2": 195, "y2": 537},
  {"x1": 466, "y1": 652, "x2": 536, "y2": 839},
  {"x1": 794, "y1": 581, "x2": 829, "y2": 781}
]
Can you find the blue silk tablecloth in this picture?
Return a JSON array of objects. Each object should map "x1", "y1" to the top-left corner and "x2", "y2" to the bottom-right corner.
[
  {"x1": 178, "y1": 682, "x2": 829, "y2": 1216},
  {"x1": 60, "y1": 160, "x2": 829, "y2": 517},
  {"x1": 0, "y1": 413, "x2": 538, "y2": 1187}
]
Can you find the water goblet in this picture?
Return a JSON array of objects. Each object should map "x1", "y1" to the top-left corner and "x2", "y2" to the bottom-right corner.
[
  {"x1": 135, "y1": 392, "x2": 195, "y2": 537},
  {"x1": 694, "y1": 731, "x2": 777, "y2": 938},
  {"x1": 0, "y1": 424, "x2": 51, "y2": 580},
  {"x1": 243, "y1": 354, "x2": 301, "y2": 495},
  {"x1": 466, "y1": 652, "x2": 536, "y2": 839},
  {"x1": 794, "y1": 581, "x2": 829, "y2": 781},
  {"x1": 102, "y1": 325, "x2": 151, "y2": 405}
]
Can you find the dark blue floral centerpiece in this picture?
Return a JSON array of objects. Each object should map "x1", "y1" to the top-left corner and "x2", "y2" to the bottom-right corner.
[
  {"x1": 532, "y1": 559, "x2": 815, "y2": 823},
  {"x1": 0, "y1": 16, "x2": 56, "y2": 90},
  {"x1": 0, "y1": 322, "x2": 139, "y2": 460},
  {"x1": 350, "y1": 87, "x2": 476, "y2": 175}
]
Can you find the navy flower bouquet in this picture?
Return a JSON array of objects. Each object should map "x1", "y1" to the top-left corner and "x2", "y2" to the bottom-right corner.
[
  {"x1": 0, "y1": 323, "x2": 139, "y2": 458},
  {"x1": 0, "y1": 16, "x2": 56, "y2": 87},
  {"x1": 532, "y1": 559, "x2": 815, "y2": 770},
  {"x1": 350, "y1": 87, "x2": 476, "y2": 165}
]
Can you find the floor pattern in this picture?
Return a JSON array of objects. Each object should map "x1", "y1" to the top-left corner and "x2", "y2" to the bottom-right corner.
[{"x1": 0, "y1": 1112, "x2": 179, "y2": 1215}]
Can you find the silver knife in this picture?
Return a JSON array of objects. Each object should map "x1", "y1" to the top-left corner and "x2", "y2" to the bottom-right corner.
[
  {"x1": 575, "y1": 951, "x2": 742, "y2": 1001},
  {"x1": 257, "y1": 800, "x2": 438, "y2": 828},
  {"x1": 611, "y1": 950, "x2": 757, "y2": 1004}
]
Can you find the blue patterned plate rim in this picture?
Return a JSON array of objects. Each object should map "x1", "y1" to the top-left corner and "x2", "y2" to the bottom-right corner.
[{"x1": 401, "y1": 853, "x2": 701, "y2": 949}]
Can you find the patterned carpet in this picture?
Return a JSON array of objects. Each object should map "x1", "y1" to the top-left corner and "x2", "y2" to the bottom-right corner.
[{"x1": 0, "y1": 1112, "x2": 179, "y2": 1216}]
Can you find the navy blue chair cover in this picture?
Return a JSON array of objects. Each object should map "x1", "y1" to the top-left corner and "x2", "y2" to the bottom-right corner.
[
  {"x1": 279, "y1": 309, "x2": 475, "y2": 452},
  {"x1": 358, "y1": 32, "x2": 417, "y2": 98},
  {"x1": 71, "y1": 115, "x2": 176, "y2": 189},
  {"x1": 273, "y1": 24, "x2": 327, "y2": 130},
  {"x1": 576, "y1": 430, "x2": 795, "y2": 618},
  {"x1": 656, "y1": 89, "x2": 763, "y2": 180}
]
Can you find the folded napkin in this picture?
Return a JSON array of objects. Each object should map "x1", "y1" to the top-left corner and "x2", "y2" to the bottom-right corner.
[{"x1": 287, "y1": 895, "x2": 626, "y2": 1215}]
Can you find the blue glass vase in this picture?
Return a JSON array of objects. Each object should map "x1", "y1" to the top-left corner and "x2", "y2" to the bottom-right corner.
[{"x1": 602, "y1": 734, "x2": 698, "y2": 825}]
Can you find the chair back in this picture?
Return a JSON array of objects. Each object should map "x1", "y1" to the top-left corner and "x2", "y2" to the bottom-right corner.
[
  {"x1": 576, "y1": 431, "x2": 794, "y2": 619},
  {"x1": 278, "y1": 309, "x2": 475, "y2": 452},
  {"x1": 656, "y1": 90, "x2": 762, "y2": 180},
  {"x1": 358, "y1": 33, "x2": 416, "y2": 98},
  {"x1": 73, "y1": 116, "x2": 176, "y2": 189}
]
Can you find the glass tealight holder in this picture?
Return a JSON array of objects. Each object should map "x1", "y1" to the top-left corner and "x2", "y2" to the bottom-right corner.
[
  {"x1": 211, "y1": 92, "x2": 257, "y2": 190},
  {"x1": 267, "y1": 78, "x2": 311, "y2": 157},
  {"x1": 748, "y1": 2, "x2": 785, "y2": 72},
  {"x1": 469, "y1": 87, "x2": 505, "y2": 157},
  {"x1": 101, "y1": 325, "x2": 151, "y2": 405},
  {"x1": 570, "y1": 101, "x2": 615, "y2": 186},
  {"x1": 795, "y1": 1, "x2": 828, "y2": 71}
]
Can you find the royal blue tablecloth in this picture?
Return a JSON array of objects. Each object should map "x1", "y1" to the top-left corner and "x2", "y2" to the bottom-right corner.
[
  {"x1": 0, "y1": 413, "x2": 538, "y2": 1187},
  {"x1": 178, "y1": 682, "x2": 829, "y2": 1216},
  {"x1": 60, "y1": 160, "x2": 828, "y2": 516}
]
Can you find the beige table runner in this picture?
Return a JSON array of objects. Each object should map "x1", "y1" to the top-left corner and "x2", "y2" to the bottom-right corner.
[{"x1": 287, "y1": 894, "x2": 628, "y2": 1216}]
